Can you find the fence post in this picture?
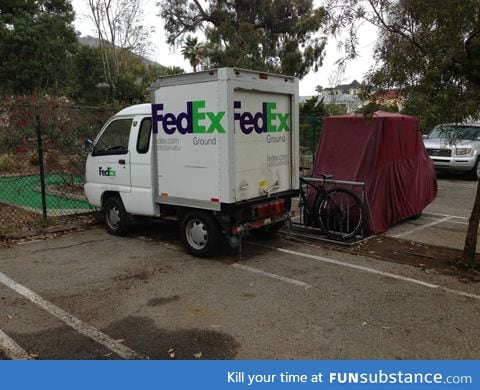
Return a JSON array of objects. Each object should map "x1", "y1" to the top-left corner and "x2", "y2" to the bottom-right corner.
[{"x1": 35, "y1": 114, "x2": 47, "y2": 220}]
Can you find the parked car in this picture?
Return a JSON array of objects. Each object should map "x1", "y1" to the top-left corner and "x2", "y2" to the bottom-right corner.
[{"x1": 423, "y1": 123, "x2": 480, "y2": 179}]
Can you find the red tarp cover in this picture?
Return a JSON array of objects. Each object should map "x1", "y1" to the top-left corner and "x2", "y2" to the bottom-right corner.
[{"x1": 312, "y1": 111, "x2": 437, "y2": 234}]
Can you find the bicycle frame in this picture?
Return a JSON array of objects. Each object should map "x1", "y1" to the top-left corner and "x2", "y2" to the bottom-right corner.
[{"x1": 296, "y1": 175, "x2": 369, "y2": 241}]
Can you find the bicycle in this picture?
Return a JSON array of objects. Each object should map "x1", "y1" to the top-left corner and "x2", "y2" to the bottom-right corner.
[{"x1": 298, "y1": 174, "x2": 366, "y2": 241}]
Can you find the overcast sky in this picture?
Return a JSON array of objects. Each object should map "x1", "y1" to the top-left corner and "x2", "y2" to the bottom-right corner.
[{"x1": 71, "y1": 0, "x2": 378, "y2": 96}]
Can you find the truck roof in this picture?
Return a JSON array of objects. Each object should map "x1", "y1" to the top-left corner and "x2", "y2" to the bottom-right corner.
[{"x1": 116, "y1": 103, "x2": 151, "y2": 117}]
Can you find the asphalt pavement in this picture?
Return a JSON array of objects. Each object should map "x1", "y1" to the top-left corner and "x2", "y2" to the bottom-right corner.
[{"x1": 1, "y1": 210, "x2": 479, "y2": 359}]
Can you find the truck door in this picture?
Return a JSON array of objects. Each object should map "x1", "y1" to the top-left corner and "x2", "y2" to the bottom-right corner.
[
  {"x1": 88, "y1": 117, "x2": 133, "y2": 193},
  {"x1": 126, "y1": 116, "x2": 157, "y2": 215}
]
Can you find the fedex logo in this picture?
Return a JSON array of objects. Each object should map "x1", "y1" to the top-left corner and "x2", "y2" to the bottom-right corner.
[
  {"x1": 152, "y1": 101, "x2": 225, "y2": 135},
  {"x1": 152, "y1": 100, "x2": 290, "y2": 135},
  {"x1": 99, "y1": 167, "x2": 116, "y2": 176},
  {"x1": 234, "y1": 101, "x2": 290, "y2": 134}
]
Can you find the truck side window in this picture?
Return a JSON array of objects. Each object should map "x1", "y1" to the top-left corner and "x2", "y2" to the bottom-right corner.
[
  {"x1": 93, "y1": 118, "x2": 132, "y2": 156},
  {"x1": 137, "y1": 118, "x2": 152, "y2": 154}
]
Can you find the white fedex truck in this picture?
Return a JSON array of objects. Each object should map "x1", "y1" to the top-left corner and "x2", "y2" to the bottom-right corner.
[{"x1": 85, "y1": 68, "x2": 299, "y2": 256}]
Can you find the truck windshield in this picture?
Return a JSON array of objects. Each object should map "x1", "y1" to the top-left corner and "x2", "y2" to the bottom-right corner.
[{"x1": 427, "y1": 125, "x2": 480, "y2": 141}]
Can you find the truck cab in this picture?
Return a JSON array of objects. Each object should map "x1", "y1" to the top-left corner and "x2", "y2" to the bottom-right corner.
[{"x1": 85, "y1": 104, "x2": 159, "y2": 219}]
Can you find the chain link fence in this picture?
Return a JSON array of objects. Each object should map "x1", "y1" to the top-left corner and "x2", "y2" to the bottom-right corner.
[
  {"x1": 0, "y1": 97, "x2": 323, "y2": 236},
  {"x1": 299, "y1": 115, "x2": 323, "y2": 172},
  {"x1": 0, "y1": 96, "x2": 117, "y2": 235}
]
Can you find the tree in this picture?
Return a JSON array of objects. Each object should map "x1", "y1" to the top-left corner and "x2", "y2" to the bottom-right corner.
[
  {"x1": 181, "y1": 36, "x2": 204, "y2": 72},
  {"x1": 159, "y1": 0, "x2": 326, "y2": 78},
  {"x1": 0, "y1": 0, "x2": 77, "y2": 94},
  {"x1": 86, "y1": 0, "x2": 152, "y2": 97},
  {"x1": 68, "y1": 46, "x2": 105, "y2": 104},
  {"x1": 326, "y1": 0, "x2": 480, "y2": 265},
  {"x1": 300, "y1": 96, "x2": 326, "y2": 154}
]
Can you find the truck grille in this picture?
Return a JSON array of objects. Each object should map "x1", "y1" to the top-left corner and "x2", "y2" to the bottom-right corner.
[{"x1": 426, "y1": 148, "x2": 451, "y2": 157}]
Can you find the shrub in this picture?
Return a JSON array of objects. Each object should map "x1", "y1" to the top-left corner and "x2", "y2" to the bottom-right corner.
[{"x1": 0, "y1": 154, "x2": 17, "y2": 173}]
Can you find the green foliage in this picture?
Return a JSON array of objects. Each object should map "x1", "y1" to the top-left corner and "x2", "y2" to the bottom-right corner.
[
  {"x1": 0, "y1": 0, "x2": 77, "y2": 94},
  {"x1": 181, "y1": 36, "x2": 204, "y2": 72},
  {"x1": 66, "y1": 45, "x2": 185, "y2": 105},
  {"x1": 159, "y1": 0, "x2": 326, "y2": 78},
  {"x1": 363, "y1": 0, "x2": 480, "y2": 131},
  {"x1": 0, "y1": 154, "x2": 17, "y2": 173},
  {"x1": 324, "y1": 104, "x2": 347, "y2": 116},
  {"x1": 356, "y1": 101, "x2": 399, "y2": 116},
  {"x1": 67, "y1": 46, "x2": 105, "y2": 104},
  {"x1": 299, "y1": 96, "x2": 324, "y2": 151}
]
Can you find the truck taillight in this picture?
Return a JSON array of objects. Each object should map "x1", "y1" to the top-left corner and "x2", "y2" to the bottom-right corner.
[{"x1": 253, "y1": 199, "x2": 285, "y2": 218}]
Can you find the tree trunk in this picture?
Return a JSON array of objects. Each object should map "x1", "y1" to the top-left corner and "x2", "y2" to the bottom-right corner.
[{"x1": 463, "y1": 179, "x2": 480, "y2": 265}]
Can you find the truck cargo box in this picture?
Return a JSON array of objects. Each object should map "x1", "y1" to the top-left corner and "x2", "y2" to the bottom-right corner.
[{"x1": 150, "y1": 68, "x2": 299, "y2": 211}]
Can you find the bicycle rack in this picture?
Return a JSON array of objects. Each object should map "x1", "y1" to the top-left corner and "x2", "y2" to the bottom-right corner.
[{"x1": 286, "y1": 176, "x2": 374, "y2": 245}]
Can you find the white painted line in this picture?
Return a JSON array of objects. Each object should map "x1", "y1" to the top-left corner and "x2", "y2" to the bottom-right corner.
[
  {"x1": 0, "y1": 329, "x2": 33, "y2": 360},
  {"x1": 232, "y1": 263, "x2": 312, "y2": 289},
  {"x1": 421, "y1": 216, "x2": 468, "y2": 226},
  {"x1": 392, "y1": 216, "x2": 453, "y2": 238},
  {"x1": 252, "y1": 243, "x2": 480, "y2": 301},
  {"x1": 424, "y1": 212, "x2": 468, "y2": 220},
  {"x1": 0, "y1": 272, "x2": 144, "y2": 360},
  {"x1": 437, "y1": 183, "x2": 476, "y2": 189}
]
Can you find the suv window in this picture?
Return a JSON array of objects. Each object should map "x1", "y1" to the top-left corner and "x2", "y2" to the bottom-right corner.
[
  {"x1": 428, "y1": 125, "x2": 480, "y2": 141},
  {"x1": 94, "y1": 118, "x2": 132, "y2": 156},
  {"x1": 136, "y1": 118, "x2": 152, "y2": 154}
]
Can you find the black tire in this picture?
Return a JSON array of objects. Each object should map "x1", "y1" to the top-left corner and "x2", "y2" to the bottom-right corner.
[
  {"x1": 181, "y1": 211, "x2": 221, "y2": 257},
  {"x1": 315, "y1": 188, "x2": 365, "y2": 241},
  {"x1": 103, "y1": 196, "x2": 129, "y2": 236},
  {"x1": 250, "y1": 221, "x2": 284, "y2": 237}
]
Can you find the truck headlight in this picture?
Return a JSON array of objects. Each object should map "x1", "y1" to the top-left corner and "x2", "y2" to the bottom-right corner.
[{"x1": 456, "y1": 148, "x2": 472, "y2": 155}]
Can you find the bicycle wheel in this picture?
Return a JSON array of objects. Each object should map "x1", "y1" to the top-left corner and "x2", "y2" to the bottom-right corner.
[{"x1": 315, "y1": 188, "x2": 365, "y2": 241}]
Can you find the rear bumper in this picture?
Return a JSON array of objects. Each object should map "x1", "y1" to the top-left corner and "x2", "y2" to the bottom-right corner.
[{"x1": 232, "y1": 212, "x2": 288, "y2": 235}]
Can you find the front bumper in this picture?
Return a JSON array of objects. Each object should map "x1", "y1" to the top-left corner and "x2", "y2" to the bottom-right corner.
[{"x1": 429, "y1": 155, "x2": 476, "y2": 171}]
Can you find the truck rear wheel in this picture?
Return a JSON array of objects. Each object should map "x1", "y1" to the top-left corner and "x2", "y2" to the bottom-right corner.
[
  {"x1": 103, "y1": 197, "x2": 129, "y2": 236},
  {"x1": 181, "y1": 211, "x2": 220, "y2": 257}
]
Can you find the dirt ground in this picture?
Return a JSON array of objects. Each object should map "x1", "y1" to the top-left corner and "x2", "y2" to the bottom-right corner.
[
  {"x1": 0, "y1": 203, "x2": 96, "y2": 244},
  {"x1": 346, "y1": 236, "x2": 480, "y2": 282}
]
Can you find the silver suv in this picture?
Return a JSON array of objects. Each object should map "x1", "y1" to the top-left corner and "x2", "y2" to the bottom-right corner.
[{"x1": 423, "y1": 124, "x2": 480, "y2": 179}]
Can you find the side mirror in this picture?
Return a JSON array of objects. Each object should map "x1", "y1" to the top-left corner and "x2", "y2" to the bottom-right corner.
[
  {"x1": 422, "y1": 134, "x2": 428, "y2": 139},
  {"x1": 85, "y1": 139, "x2": 94, "y2": 154}
]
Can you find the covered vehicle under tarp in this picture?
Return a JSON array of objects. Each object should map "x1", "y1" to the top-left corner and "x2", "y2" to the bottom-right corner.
[{"x1": 312, "y1": 111, "x2": 437, "y2": 235}]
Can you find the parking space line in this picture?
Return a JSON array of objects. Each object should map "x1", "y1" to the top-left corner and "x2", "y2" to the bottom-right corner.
[
  {"x1": 423, "y1": 215, "x2": 469, "y2": 226},
  {"x1": 424, "y1": 212, "x2": 468, "y2": 220},
  {"x1": 0, "y1": 329, "x2": 33, "y2": 360},
  {"x1": 232, "y1": 263, "x2": 312, "y2": 289},
  {"x1": 252, "y1": 243, "x2": 480, "y2": 301},
  {"x1": 436, "y1": 183, "x2": 476, "y2": 189},
  {"x1": 0, "y1": 272, "x2": 145, "y2": 360},
  {"x1": 391, "y1": 216, "x2": 453, "y2": 238}
]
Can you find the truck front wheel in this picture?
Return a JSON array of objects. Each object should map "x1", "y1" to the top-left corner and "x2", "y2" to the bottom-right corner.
[
  {"x1": 103, "y1": 197, "x2": 129, "y2": 236},
  {"x1": 181, "y1": 211, "x2": 220, "y2": 257}
]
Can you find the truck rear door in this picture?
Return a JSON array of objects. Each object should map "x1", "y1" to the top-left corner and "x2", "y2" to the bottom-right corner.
[{"x1": 234, "y1": 89, "x2": 292, "y2": 201}]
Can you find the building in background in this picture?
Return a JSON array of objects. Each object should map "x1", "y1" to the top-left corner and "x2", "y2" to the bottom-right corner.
[{"x1": 315, "y1": 80, "x2": 363, "y2": 114}]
